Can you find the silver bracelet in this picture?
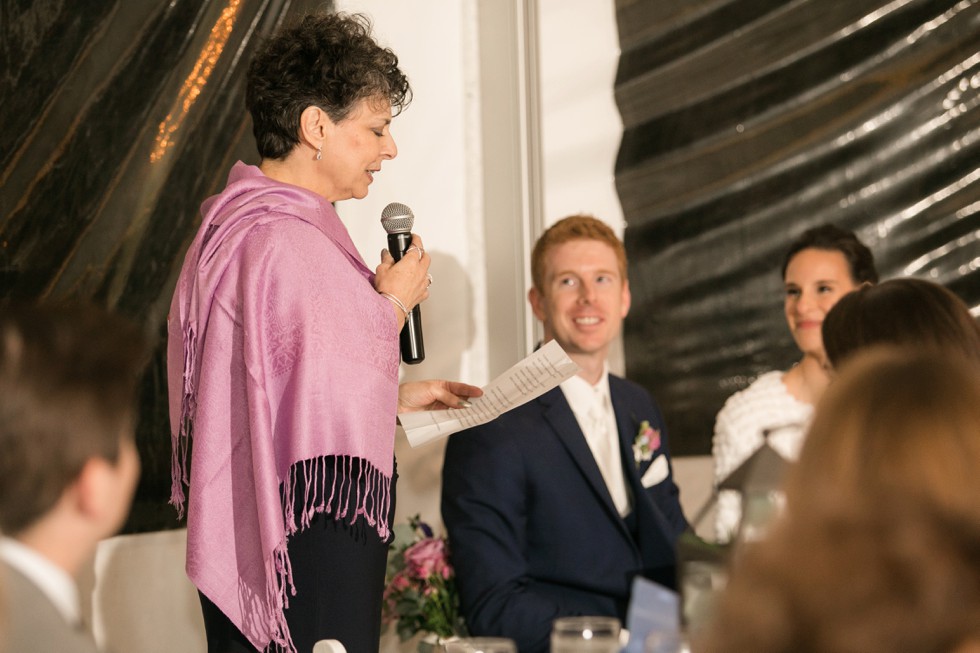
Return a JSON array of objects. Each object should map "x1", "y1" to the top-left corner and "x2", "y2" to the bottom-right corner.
[{"x1": 379, "y1": 292, "x2": 409, "y2": 319}]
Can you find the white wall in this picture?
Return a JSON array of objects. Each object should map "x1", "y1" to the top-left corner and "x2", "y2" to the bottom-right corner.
[
  {"x1": 335, "y1": 0, "x2": 488, "y2": 389},
  {"x1": 539, "y1": 0, "x2": 624, "y2": 233},
  {"x1": 86, "y1": 3, "x2": 714, "y2": 651},
  {"x1": 538, "y1": 0, "x2": 629, "y2": 376}
]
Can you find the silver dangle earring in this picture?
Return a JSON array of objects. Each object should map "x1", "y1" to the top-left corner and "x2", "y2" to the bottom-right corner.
[{"x1": 315, "y1": 146, "x2": 322, "y2": 161}]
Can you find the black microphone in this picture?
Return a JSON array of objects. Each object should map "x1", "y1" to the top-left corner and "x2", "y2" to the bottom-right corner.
[{"x1": 380, "y1": 202, "x2": 425, "y2": 364}]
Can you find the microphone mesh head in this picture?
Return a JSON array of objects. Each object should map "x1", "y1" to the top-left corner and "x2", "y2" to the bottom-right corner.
[{"x1": 380, "y1": 202, "x2": 414, "y2": 233}]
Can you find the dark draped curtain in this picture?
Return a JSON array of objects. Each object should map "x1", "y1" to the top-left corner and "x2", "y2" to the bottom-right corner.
[
  {"x1": 0, "y1": 0, "x2": 323, "y2": 532},
  {"x1": 614, "y1": 0, "x2": 980, "y2": 456}
]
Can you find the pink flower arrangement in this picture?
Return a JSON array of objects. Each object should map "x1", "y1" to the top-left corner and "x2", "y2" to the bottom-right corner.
[{"x1": 383, "y1": 515, "x2": 467, "y2": 642}]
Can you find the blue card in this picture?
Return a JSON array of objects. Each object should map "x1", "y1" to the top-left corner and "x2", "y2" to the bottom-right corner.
[{"x1": 623, "y1": 577, "x2": 680, "y2": 653}]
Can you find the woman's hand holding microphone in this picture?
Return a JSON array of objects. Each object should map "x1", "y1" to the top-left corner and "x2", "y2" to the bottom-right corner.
[{"x1": 375, "y1": 233, "x2": 431, "y2": 328}]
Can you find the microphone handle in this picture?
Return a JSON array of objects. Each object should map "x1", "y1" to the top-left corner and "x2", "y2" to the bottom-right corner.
[{"x1": 387, "y1": 232, "x2": 425, "y2": 364}]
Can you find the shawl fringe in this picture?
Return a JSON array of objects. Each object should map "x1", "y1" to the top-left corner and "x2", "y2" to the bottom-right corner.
[
  {"x1": 283, "y1": 455, "x2": 392, "y2": 539},
  {"x1": 237, "y1": 454, "x2": 392, "y2": 652},
  {"x1": 170, "y1": 322, "x2": 197, "y2": 518}
]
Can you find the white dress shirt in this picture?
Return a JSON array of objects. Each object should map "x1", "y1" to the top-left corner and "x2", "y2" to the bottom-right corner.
[
  {"x1": 561, "y1": 368, "x2": 632, "y2": 516},
  {"x1": 0, "y1": 536, "x2": 81, "y2": 627}
]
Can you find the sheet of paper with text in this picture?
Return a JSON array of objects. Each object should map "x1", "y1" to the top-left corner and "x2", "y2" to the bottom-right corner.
[{"x1": 398, "y1": 340, "x2": 579, "y2": 447}]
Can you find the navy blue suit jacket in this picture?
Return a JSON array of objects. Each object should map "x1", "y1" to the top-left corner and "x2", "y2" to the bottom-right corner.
[{"x1": 441, "y1": 375, "x2": 688, "y2": 653}]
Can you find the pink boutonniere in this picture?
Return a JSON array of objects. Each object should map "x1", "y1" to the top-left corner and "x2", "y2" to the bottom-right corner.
[{"x1": 633, "y1": 420, "x2": 661, "y2": 468}]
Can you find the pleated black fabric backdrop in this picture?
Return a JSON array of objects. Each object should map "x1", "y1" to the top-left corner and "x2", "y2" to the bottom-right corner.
[
  {"x1": 615, "y1": 0, "x2": 980, "y2": 456},
  {"x1": 0, "y1": 0, "x2": 322, "y2": 532}
]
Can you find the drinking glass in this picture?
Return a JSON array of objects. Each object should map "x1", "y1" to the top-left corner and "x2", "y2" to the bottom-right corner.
[
  {"x1": 444, "y1": 637, "x2": 518, "y2": 653},
  {"x1": 550, "y1": 616, "x2": 622, "y2": 653},
  {"x1": 644, "y1": 630, "x2": 690, "y2": 653}
]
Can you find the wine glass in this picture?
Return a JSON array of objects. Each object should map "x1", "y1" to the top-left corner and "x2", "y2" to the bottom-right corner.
[
  {"x1": 644, "y1": 630, "x2": 691, "y2": 653},
  {"x1": 444, "y1": 637, "x2": 517, "y2": 653},
  {"x1": 550, "y1": 616, "x2": 622, "y2": 653}
]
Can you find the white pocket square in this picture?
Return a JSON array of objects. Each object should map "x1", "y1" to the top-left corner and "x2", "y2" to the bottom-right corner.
[{"x1": 641, "y1": 454, "x2": 669, "y2": 488}]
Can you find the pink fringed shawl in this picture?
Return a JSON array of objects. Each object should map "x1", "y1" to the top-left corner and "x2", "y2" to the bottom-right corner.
[{"x1": 167, "y1": 162, "x2": 399, "y2": 652}]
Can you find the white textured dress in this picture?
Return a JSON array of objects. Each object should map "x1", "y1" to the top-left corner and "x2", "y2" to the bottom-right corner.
[{"x1": 711, "y1": 370, "x2": 812, "y2": 541}]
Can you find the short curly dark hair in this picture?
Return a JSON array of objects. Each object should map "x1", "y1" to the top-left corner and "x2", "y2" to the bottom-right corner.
[
  {"x1": 246, "y1": 12, "x2": 412, "y2": 160},
  {"x1": 780, "y1": 224, "x2": 878, "y2": 284}
]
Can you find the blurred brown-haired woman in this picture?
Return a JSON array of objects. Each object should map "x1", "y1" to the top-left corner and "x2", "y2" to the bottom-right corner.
[{"x1": 699, "y1": 347, "x2": 980, "y2": 653}]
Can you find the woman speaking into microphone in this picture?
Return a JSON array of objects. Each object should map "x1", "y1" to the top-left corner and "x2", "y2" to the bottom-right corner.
[{"x1": 167, "y1": 12, "x2": 480, "y2": 653}]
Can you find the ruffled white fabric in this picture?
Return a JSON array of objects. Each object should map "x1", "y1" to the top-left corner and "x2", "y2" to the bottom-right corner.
[{"x1": 711, "y1": 370, "x2": 812, "y2": 542}]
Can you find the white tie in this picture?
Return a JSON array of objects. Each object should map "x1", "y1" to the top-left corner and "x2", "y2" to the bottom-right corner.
[{"x1": 587, "y1": 398, "x2": 630, "y2": 515}]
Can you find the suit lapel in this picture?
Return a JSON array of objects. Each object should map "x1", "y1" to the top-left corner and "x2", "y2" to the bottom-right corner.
[
  {"x1": 610, "y1": 381, "x2": 654, "y2": 517},
  {"x1": 609, "y1": 376, "x2": 680, "y2": 565},
  {"x1": 540, "y1": 387, "x2": 634, "y2": 538},
  {"x1": 610, "y1": 380, "x2": 642, "y2": 483}
]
